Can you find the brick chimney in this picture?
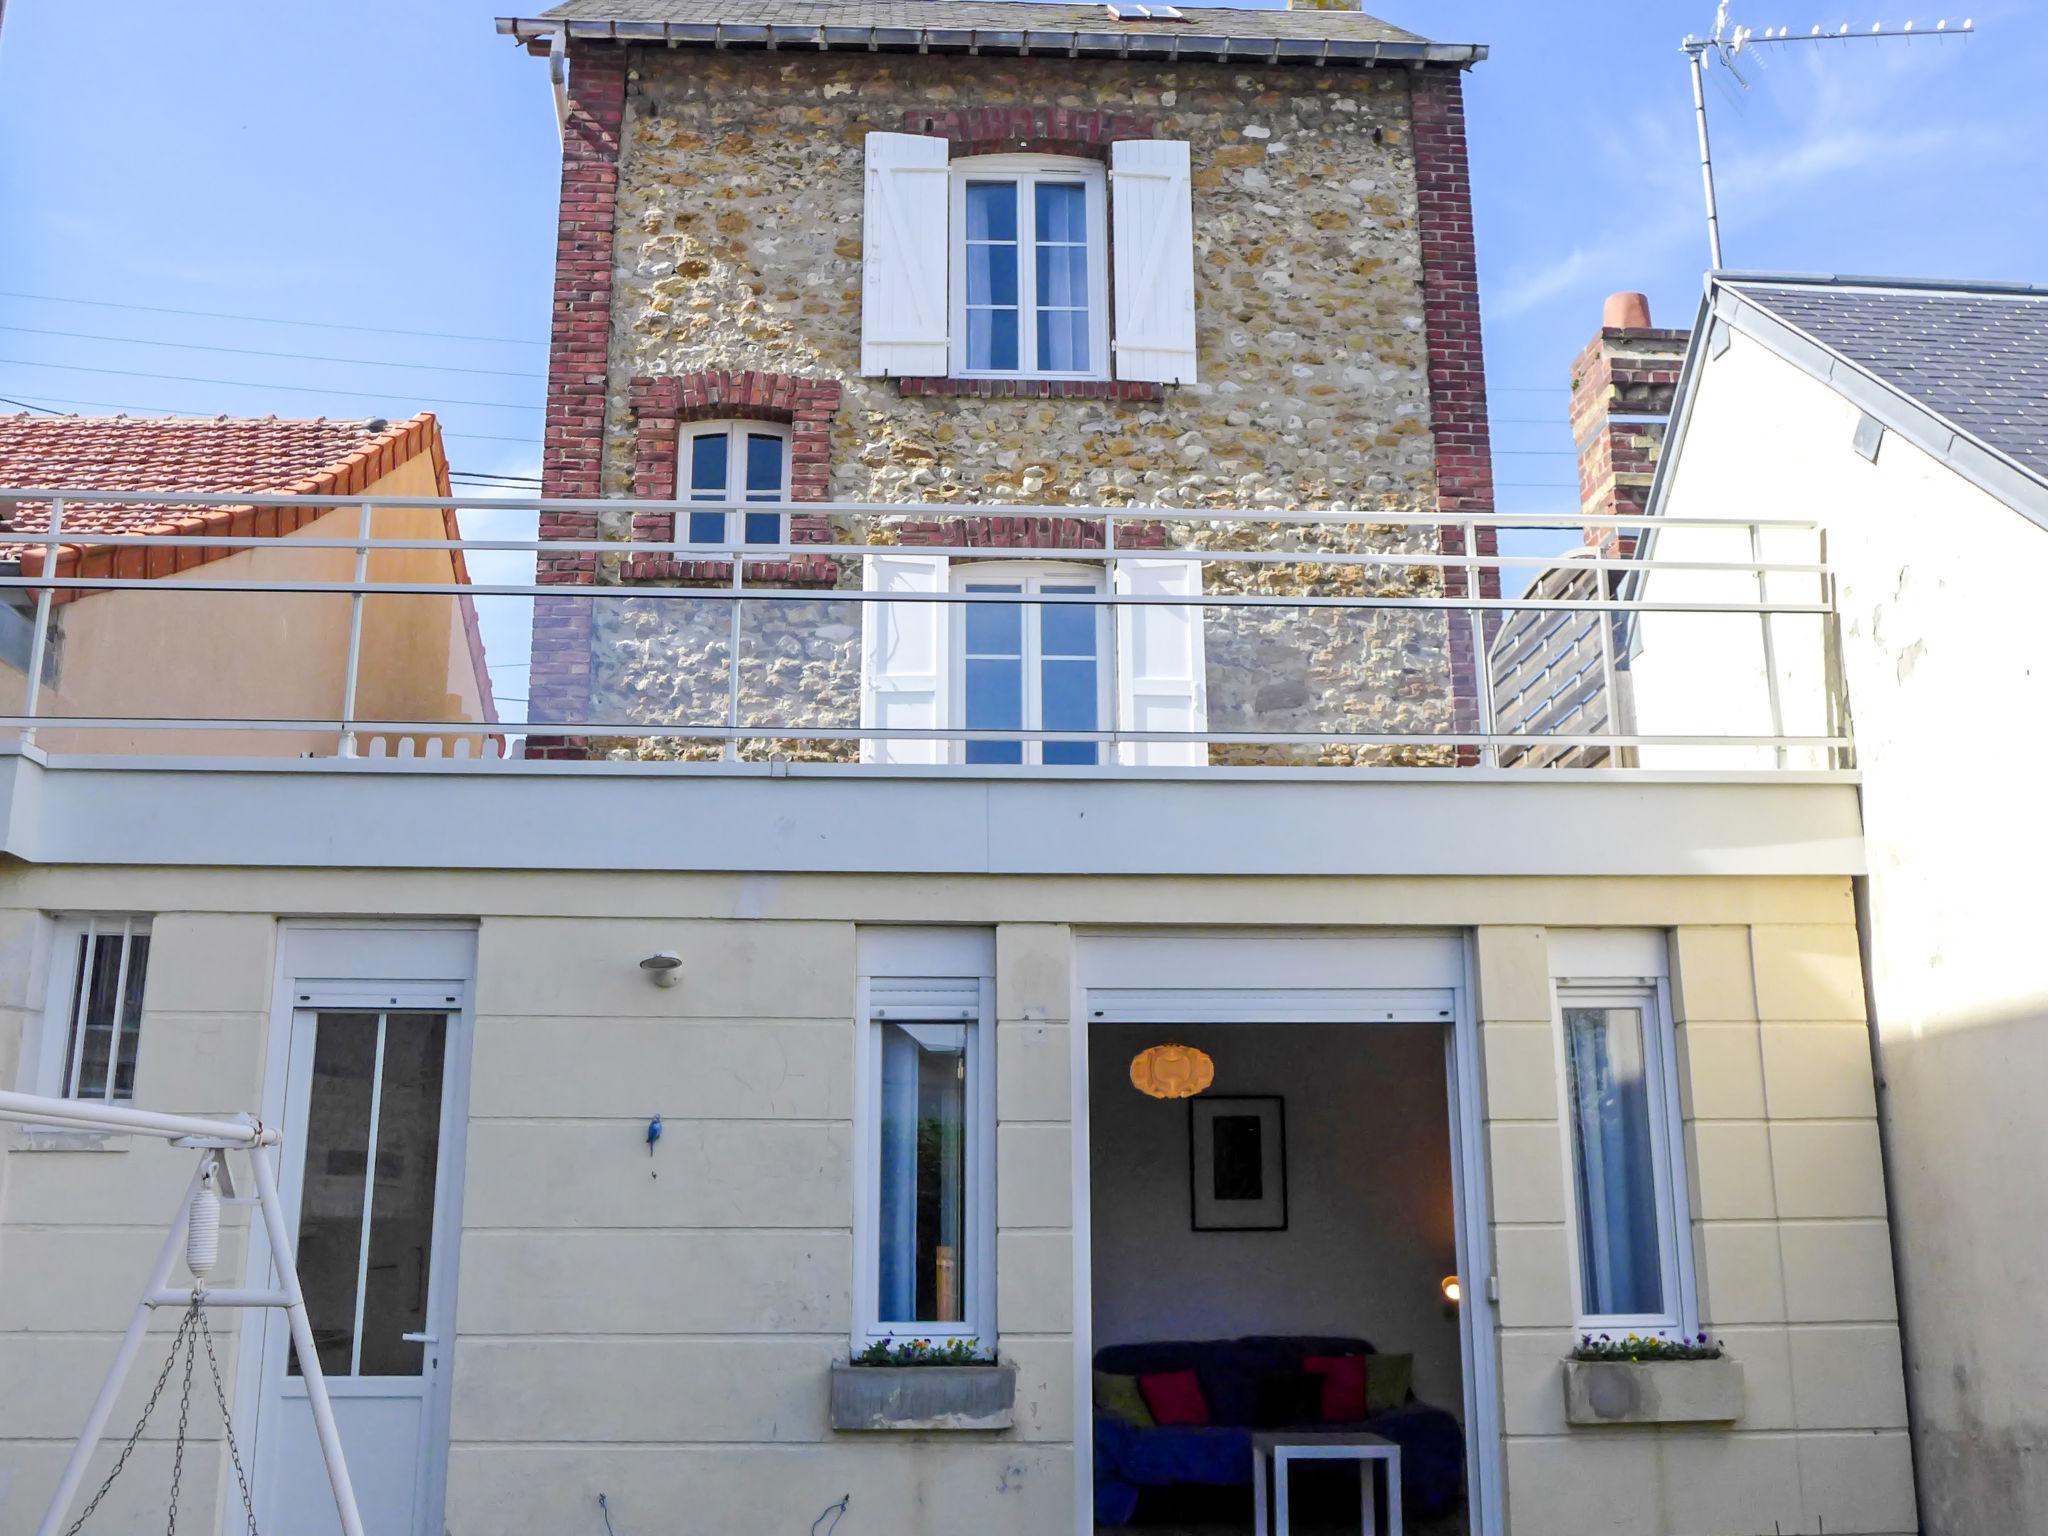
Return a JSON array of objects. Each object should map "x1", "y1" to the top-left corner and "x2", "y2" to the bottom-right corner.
[
  {"x1": 1287, "y1": 0, "x2": 1363, "y2": 9},
  {"x1": 1570, "y1": 292, "x2": 1690, "y2": 561}
]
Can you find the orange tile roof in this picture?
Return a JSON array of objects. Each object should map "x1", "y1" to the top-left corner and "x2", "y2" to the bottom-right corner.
[
  {"x1": 0, "y1": 411, "x2": 497, "y2": 724},
  {"x1": 0, "y1": 412, "x2": 447, "y2": 568}
]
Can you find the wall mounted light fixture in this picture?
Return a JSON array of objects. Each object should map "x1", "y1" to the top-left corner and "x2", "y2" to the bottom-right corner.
[
  {"x1": 639, "y1": 951, "x2": 683, "y2": 988},
  {"x1": 1440, "y1": 1274, "x2": 1462, "y2": 1305}
]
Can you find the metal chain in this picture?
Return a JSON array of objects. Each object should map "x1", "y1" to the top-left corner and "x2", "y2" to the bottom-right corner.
[
  {"x1": 198, "y1": 1305, "x2": 261, "y2": 1536},
  {"x1": 60, "y1": 1303, "x2": 197, "y2": 1536},
  {"x1": 164, "y1": 1295, "x2": 200, "y2": 1536}
]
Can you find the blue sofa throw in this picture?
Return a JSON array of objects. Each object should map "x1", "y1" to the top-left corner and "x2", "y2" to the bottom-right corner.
[{"x1": 1092, "y1": 1336, "x2": 1466, "y2": 1528}]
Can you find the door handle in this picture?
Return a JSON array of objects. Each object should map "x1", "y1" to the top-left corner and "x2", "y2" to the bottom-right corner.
[{"x1": 401, "y1": 1332, "x2": 439, "y2": 1345}]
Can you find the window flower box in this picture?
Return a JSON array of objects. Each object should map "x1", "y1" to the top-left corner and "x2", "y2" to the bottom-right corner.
[
  {"x1": 1563, "y1": 1356, "x2": 1746, "y2": 1426},
  {"x1": 829, "y1": 1361, "x2": 1017, "y2": 1431}
]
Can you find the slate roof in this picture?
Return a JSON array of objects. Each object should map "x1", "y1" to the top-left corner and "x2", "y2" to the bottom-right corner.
[
  {"x1": 1722, "y1": 276, "x2": 2048, "y2": 492},
  {"x1": 497, "y1": 0, "x2": 1482, "y2": 64}
]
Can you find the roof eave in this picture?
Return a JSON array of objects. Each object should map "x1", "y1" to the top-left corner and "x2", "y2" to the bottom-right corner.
[
  {"x1": 495, "y1": 14, "x2": 1486, "y2": 66},
  {"x1": 1706, "y1": 275, "x2": 2048, "y2": 529}
]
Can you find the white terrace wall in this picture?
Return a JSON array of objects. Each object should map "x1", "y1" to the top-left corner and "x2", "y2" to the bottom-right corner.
[{"x1": 1, "y1": 869, "x2": 1909, "y2": 1536}]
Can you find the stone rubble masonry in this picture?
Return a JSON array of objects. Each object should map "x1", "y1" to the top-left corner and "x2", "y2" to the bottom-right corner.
[
  {"x1": 899, "y1": 105, "x2": 1155, "y2": 160},
  {"x1": 1570, "y1": 317, "x2": 1691, "y2": 562},
  {"x1": 528, "y1": 44, "x2": 1498, "y2": 765}
]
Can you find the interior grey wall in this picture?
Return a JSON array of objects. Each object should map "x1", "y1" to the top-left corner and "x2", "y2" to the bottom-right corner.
[{"x1": 1089, "y1": 1021, "x2": 1464, "y2": 1418}]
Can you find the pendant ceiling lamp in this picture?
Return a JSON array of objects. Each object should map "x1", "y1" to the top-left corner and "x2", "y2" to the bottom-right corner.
[{"x1": 1128, "y1": 1042, "x2": 1216, "y2": 1100}]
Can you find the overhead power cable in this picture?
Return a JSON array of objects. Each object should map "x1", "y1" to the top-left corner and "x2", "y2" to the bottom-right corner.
[
  {"x1": 0, "y1": 388, "x2": 539, "y2": 447},
  {"x1": 0, "y1": 323, "x2": 544, "y2": 381},
  {"x1": 0, "y1": 289, "x2": 545, "y2": 348},
  {"x1": 0, "y1": 356, "x2": 540, "y2": 413}
]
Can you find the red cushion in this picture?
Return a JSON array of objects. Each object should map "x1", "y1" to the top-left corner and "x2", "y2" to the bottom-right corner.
[
  {"x1": 1137, "y1": 1369, "x2": 1210, "y2": 1427},
  {"x1": 1303, "y1": 1354, "x2": 1370, "y2": 1422}
]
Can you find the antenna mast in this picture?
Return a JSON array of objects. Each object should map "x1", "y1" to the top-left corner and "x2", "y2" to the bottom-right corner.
[{"x1": 1678, "y1": 9, "x2": 1975, "y2": 270}]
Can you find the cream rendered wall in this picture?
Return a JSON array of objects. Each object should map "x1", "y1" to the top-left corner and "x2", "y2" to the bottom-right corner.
[
  {"x1": 1634, "y1": 327, "x2": 2048, "y2": 1533},
  {"x1": 1, "y1": 868, "x2": 1909, "y2": 1536},
  {"x1": 8, "y1": 454, "x2": 488, "y2": 758},
  {"x1": 1480, "y1": 919, "x2": 1913, "y2": 1536}
]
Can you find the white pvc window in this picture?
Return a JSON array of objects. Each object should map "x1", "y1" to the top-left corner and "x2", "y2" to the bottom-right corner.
[
  {"x1": 40, "y1": 917, "x2": 152, "y2": 1102},
  {"x1": 950, "y1": 155, "x2": 1110, "y2": 380},
  {"x1": 954, "y1": 563, "x2": 1109, "y2": 766},
  {"x1": 682, "y1": 421, "x2": 790, "y2": 546},
  {"x1": 855, "y1": 938, "x2": 996, "y2": 1351},
  {"x1": 1555, "y1": 980, "x2": 1694, "y2": 1335}
]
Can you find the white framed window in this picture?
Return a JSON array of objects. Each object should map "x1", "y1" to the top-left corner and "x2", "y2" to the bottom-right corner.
[
  {"x1": 34, "y1": 916, "x2": 152, "y2": 1102},
  {"x1": 681, "y1": 420, "x2": 790, "y2": 547},
  {"x1": 853, "y1": 929, "x2": 996, "y2": 1352},
  {"x1": 1553, "y1": 977, "x2": 1696, "y2": 1336},
  {"x1": 954, "y1": 562, "x2": 1110, "y2": 766},
  {"x1": 949, "y1": 155, "x2": 1110, "y2": 381}
]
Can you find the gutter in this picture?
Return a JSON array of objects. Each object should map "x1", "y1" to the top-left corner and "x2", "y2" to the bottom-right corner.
[{"x1": 494, "y1": 15, "x2": 1486, "y2": 68}]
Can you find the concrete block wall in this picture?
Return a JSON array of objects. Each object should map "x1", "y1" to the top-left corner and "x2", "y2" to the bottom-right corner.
[
  {"x1": 0, "y1": 913, "x2": 275, "y2": 1536},
  {"x1": 1480, "y1": 921, "x2": 1915, "y2": 1536},
  {"x1": 443, "y1": 916, "x2": 1075, "y2": 1536}
]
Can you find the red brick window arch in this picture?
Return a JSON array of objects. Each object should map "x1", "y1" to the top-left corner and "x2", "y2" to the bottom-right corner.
[{"x1": 625, "y1": 370, "x2": 840, "y2": 584}]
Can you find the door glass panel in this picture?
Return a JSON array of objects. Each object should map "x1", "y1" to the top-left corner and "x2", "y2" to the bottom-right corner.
[
  {"x1": 359, "y1": 1012, "x2": 446, "y2": 1376},
  {"x1": 291, "y1": 1010, "x2": 448, "y2": 1378},
  {"x1": 292, "y1": 1013, "x2": 378, "y2": 1378},
  {"x1": 964, "y1": 583, "x2": 1025, "y2": 765}
]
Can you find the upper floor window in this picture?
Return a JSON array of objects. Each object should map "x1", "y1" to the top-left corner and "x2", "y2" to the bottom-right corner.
[
  {"x1": 683, "y1": 421, "x2": 789, "y2": 547},
  {"x1": 1556, "y1": 979, "x2": 1695, "y2": 1335},
  {"x1": 860, "y1": 133, "x2": 1196, "y2": 386},
  {"x1": 37, "y1": 916, "x2": 152, "y2": 1102},
  {"x1": 955, "y1": 563, "x2": 1108, "y2": 765},
  {"x1": 951, "y1": 159, "x2": 1109, "y2": 380}
]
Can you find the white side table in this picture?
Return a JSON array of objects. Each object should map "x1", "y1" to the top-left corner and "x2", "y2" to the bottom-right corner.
[{"x1": 1250, "y1": 1430, "x2": 1403, "y2": 1536}]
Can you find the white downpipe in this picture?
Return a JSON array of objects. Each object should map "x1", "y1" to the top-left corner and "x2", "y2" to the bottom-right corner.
[{"x1": 549, "y1": 31, "x2": 569, "y2": 134}]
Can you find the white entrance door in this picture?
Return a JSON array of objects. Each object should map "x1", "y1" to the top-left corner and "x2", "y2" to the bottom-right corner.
[{"x1": 251, "y1": 991, "x2": 465, "y2": 1536}]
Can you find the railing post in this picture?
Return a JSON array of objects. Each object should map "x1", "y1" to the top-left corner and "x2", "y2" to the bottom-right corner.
[
  {"x1": 1750, "y1": 521, "x2": 1787, "y2": 768},
  {"x1": 1465, "y1": 519, "x2": 1498, "y2": 767},
  {"x1": 725, "y1": 515, "x2": 744, "y2": 763},
  {"x1": 1104, "y1": 511, "x2": 1121, "y2": 767},
  {"x1": 18, "y1": 496, "x2": 61, "y2": 751},
  {"x1": 338, "y1": 501, "x2": 373, "y2": 758},
  {"x1": 1595, "y1": 577, "x2": 1624, "y2": 767}
]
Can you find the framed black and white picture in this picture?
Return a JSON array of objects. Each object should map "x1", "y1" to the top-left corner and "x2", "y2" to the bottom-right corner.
[{"x1": 1189, "y1": 1095, "x2": 1287, "y2": 1231}]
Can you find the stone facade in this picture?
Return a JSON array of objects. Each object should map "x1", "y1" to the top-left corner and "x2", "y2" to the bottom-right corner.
[{"x1": 533, "y1": 43, "x2": 1495, "y2": 765}]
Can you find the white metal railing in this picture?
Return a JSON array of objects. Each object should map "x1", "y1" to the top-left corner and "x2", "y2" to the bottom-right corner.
[{"x1": 0, "y1": 491, "x2": 1850, "y2": 771}]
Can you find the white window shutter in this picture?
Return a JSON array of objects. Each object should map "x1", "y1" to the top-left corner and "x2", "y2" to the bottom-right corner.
[
  {"x1": 1113, "y1": 556, "x2": 1208, "y2": 766},
  {"x1": 861, "y1": 132, "x2": 951, "y2": 377},
  {"x1": 860, "y1": 553, "x2": 950, "y2": 763},
  {"x1": 1110, "y1": 139, "x2": 1197, "y2": 385}
]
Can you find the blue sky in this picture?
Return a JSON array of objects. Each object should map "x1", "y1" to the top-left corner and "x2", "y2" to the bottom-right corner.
[{"x1": 1, "y1": 0, "x2": 2040, "y2": 714}]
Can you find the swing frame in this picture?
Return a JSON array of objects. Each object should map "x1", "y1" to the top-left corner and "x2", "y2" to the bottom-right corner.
[{"x1": 0, "y1": 1089, "x2": 365, "y2": 1536}]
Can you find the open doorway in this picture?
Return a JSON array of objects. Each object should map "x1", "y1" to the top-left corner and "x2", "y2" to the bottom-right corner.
[{"x1": 1088, "y1": 1022, "x2": 1472, "y2": 1536}]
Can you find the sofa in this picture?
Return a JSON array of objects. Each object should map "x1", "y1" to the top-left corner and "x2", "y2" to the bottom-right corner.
[{"x1": 1092, "y1": 1335, "x2": 1465, "y2": 1528}]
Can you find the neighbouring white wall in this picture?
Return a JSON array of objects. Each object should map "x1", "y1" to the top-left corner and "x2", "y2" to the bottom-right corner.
[
  {"x1": 1088, "y1": 1021, "x2": 1463, "y2": 1417},
  {"x1": 1635, "y1": 326, "x2": 2048, "y2": 1534}
]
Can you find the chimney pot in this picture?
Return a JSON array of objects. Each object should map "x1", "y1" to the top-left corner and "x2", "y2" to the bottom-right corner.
[{"x1": 1603, "y1": 291, "x2": 1653, "y2": 330}]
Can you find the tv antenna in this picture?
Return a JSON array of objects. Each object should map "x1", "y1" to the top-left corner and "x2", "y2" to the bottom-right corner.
[{"x1": 1680, "y1": 5, "x2": 1975, "y2": 268}]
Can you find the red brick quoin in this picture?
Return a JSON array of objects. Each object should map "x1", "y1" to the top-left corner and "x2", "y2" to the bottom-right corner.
[
  {"x1": 620, "y1": 370, "x2": 842, "y2": 585},
  {"x1": 528, "y1": 42, "x2": 626, "y2": 752},
  {"x1": 901, "y1": 107, "x2": 1154, "y2": 161},
  {"x1": 1411, "y1": 67, "x2": 1501, "y2": 762}
]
